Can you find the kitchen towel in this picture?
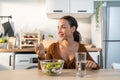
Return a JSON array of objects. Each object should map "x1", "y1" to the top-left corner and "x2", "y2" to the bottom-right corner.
[{"x1": 2, "y1": 21, "x2": 14, "y2": 37}]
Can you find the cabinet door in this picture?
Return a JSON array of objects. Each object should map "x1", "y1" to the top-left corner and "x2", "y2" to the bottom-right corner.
[
  {"x1": 0, "y1": 52, "x2": 14, "y2": 70},
  {"x1": 70, "y1": 0, "x2": 93, "y2": 13},
  {"x1": 46, "y1": 0, "x2": 69, "y2": 13},
  {"x1": 89, "y1": 52, "x2": 100, "y2": 64},
  {"x1": 46, "y1": 0, "x2": 69, "y2": 18},
  {"x1": 70, "y1": 0, "x2": 94, "y2": 18}
]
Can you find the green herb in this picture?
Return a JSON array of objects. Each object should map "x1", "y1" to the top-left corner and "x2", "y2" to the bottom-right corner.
[
  {"x1": 96, "y1": 1, "x2": 104, "y2": 28},
  {"x1": 48, "y1": 34, "x2": 53, "y2": 38}
]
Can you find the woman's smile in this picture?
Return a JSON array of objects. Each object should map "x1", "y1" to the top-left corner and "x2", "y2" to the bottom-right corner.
[{"x1": 58, "y1": 32, "x2": 64, "y2": 38}]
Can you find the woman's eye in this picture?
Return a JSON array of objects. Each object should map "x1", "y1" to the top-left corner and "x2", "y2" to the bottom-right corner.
[
  {"x1": 58, "y1": 26, "x2": 66, "y2": 29},
  {"x1": 61, "y1": 26, "x2": 66, "y2": 29}
]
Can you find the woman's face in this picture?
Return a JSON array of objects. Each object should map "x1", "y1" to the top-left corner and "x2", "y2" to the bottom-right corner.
[{"x1": 58, "y1": 19, "x2": 75, "y2": 41}]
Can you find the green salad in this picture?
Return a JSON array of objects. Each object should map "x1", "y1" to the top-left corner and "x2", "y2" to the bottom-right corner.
[{"x1": 40, "y1": 60, "x2": 64, "y2": 76}]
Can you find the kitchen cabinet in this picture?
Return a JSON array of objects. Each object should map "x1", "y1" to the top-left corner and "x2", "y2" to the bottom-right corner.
[
  {"x1": 20, "y1": 32, "x2": 40, "y2": 49},
  {"x1": 46, "y1": 0, "x2": 94, "y2": 19},
  {"x1": 46, "y1": 0, "x2": 69, "y2": 19},
  {"x1": 70, "y1": 0, "x2": 94, "y2": 18},
  {"x1": 89, "y1": 51, "x2": 103, "y2": 68},
  {"x1": 0, "y1": 52, "x2": 14, "y2": 70}
]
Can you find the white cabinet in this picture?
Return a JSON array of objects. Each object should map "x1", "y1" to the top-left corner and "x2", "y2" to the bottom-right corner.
[
  {"x1": 89, "y1": 52, "x2": 99, "y2": 64},
  {"x1": 46, "y1": 0, "x2": 94, "y2": 19},
  {"x1": 0, "y1": 52, "x2": 14, "y2": 70},
  {"x1": 46, "y1": 0, "x2": 69, "y2": 19},
  {"x1": 46, "y1": 0, "x2": 69, "y2": 13},
  {"x1": 89, "y1": 51, "x2": 103, "y2": 68},
  {"x1": 70, "y1": 0, "x2": 94, "y2": 18}
]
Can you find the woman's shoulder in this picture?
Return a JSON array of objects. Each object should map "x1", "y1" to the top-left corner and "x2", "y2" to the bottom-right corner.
[
  {"x1": 78, "y1": 43, "x2": 87, "y2": 52},
  {"x1": 49, "y1": 41, "x2": 59, "y2": 46},
  {"x1": 78, "y1": 43, "x2": 85, "y2": 47},
  {"x1": 47, "y1": 42, "x2": 59, "y2": 54}
]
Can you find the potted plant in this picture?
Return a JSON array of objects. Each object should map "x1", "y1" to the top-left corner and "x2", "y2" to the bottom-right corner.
[{"x1": 95, "y1": 1, "x2": 104, "y2": 28}]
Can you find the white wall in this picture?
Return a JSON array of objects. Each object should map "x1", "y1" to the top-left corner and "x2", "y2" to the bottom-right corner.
[
  {"x1": 91, "y1": 14, "x2": 102, "y2": 48},
  {"x1": 94, "y1": 0, "x2": 120, "y2": 1},
  {"x1": 77, "y1": 19, "x2": 91, "y2": 41},
  {"x1": 0, "y1": 0, "x2": 91, "y2": 40}
]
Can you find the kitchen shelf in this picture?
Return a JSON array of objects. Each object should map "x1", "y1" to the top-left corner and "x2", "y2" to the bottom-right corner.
[
  {"x1": 20, "y1": 32, "x2": 40, "y2": 49},
  {"x1": 20, "y1": 45, "x2": 35, "y2": 46},
  {"x1": 21, "y1": 38, "x2": 38, "y2": 40}
]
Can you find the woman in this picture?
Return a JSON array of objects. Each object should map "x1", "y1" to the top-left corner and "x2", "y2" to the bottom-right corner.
[{"x1": 35, "y1": 16, "x2": 99, "y2": 70}]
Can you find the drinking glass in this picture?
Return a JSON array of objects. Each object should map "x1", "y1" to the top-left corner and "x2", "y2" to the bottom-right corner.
[{"x1": 75, "y1": 52, "x2": 86, "y2": 77}]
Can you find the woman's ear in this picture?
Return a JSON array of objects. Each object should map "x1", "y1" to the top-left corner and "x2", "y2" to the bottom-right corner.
[{"x1": 71, "y1": 26, "x2": 76, "y2": 33}]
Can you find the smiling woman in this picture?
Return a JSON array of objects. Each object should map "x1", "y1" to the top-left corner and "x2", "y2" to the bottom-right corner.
[{"x1": 35, "y1": 15, "x2": 100, "y2": 70}]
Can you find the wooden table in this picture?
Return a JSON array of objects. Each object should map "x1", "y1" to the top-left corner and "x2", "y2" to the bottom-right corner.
[{"x1": 0, "y1": 69, "x2": 119, "y2": 80}]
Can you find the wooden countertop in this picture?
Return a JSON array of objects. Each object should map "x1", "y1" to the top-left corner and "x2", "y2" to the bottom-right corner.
[
  {"x1": 0, "y1": 69, "x2": 119, "y2": 80},
  {"x1": 0, "y1": 48, "x2": 35, "y2": 52},
  {"x1": 87, "y1": 48, "x2": 102, "y2": 52},
  {"x1": 0, "y1": 48, "x2": 102, "y2": 52}
]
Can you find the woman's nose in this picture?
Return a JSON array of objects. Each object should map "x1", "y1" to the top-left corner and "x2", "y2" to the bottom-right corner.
[{"x1": 58, "y1": 27, "x2": 61, "y2": 32}]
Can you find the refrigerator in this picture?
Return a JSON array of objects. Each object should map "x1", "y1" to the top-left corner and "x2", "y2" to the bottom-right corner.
[{"x1": 102, "y1": 1, "x2": 120, "y2": 69}]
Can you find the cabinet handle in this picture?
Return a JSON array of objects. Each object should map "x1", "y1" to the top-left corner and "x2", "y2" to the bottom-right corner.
[
  {"x1": 53, "y1": 10, "x2": 63, "y2": 12},
  {"x1": 9, "y1": 55, "x2": 11, "y2": 66},
  {"x1": 98, "y1": 55, "x2": 100, "y2": 66},
  {"x1": 77, "y1": 10, "x2": 87, "y2": 12}
]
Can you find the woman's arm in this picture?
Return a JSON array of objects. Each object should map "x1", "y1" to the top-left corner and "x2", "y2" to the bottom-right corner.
[
  {"x1": 86, "y1": 50, "x2": 100, "y2": 70},
  {"x1": 35, "y1": 43, "x2": 45, "y2": 59},
  {"x1": 34, "y1": 43, "x2": 45, "y2": 69},
  {"x1": 79, "y1": 44, "x2": 100, "y2": 70},
  {"x1": 35, "y1": 42, "x2": 57, "y2": 69}
]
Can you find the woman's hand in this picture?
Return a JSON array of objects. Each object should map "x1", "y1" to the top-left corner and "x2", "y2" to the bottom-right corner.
[
  {"x1": 86, "y1": 60, "x2": 97, "y2": 69},
  {"x1": 34, "y1": 43, "x2": 45, "y2": 59}
]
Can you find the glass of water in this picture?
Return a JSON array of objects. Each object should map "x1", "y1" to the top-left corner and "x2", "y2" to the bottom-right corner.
[{"x1": 75, "y1": 52, "x2": 86, "y2": 77}]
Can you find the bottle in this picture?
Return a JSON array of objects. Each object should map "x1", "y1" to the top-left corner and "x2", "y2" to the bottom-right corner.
[
  {"x1": 42, "y1": 34, "x2": 45, "y2": 40},
  {"x1": 15, "y1": 33, "x2": 20, "y2": 48}
]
